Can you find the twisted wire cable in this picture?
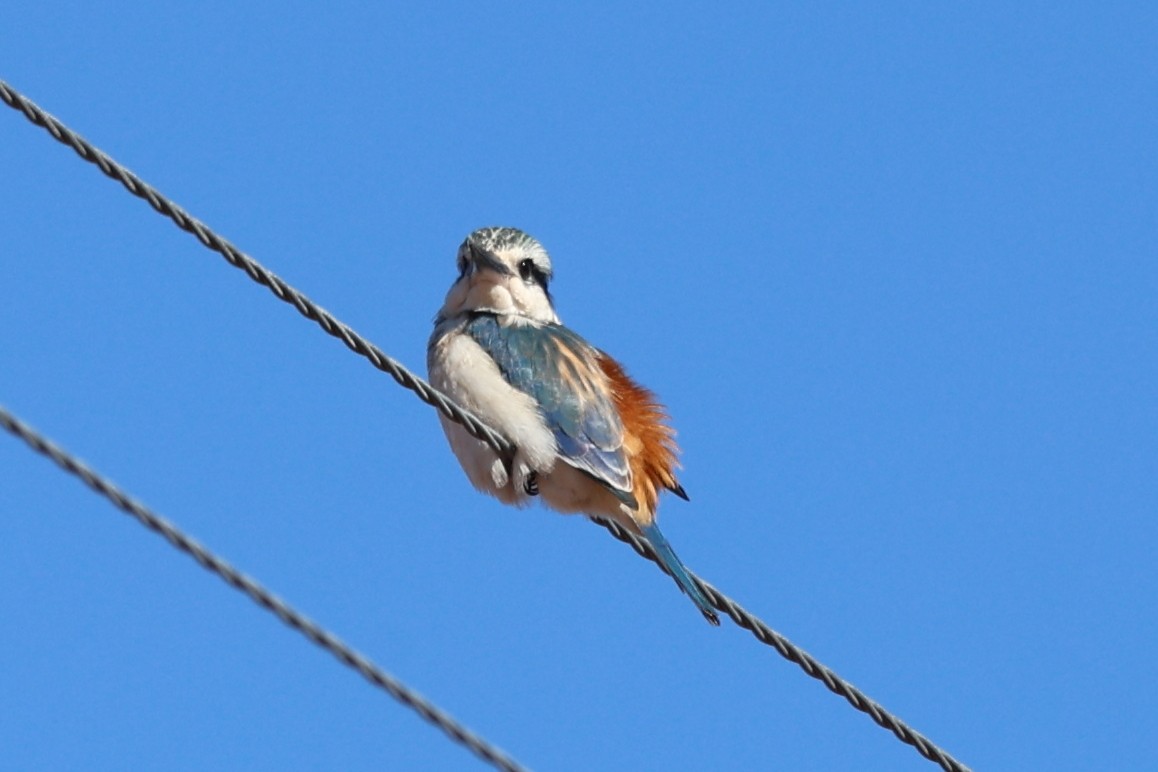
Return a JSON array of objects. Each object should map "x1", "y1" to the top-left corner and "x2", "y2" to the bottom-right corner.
[
  {"x1": 0, "y1": 405, "x2": 528, "y2": 772},
  {"x1": 593, "y1": 516, "x2": 967, "y2": 771},
  {"x1": 0, "y1": 78, "x2": 969, "y2": 772},
  {"x1": 0, "y1": 80, "x2": 510, "y2": 460}
]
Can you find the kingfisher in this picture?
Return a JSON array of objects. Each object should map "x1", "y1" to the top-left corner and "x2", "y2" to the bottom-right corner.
[{"x1": 427, "y1": 226, "x2": 718, "y2": 625}]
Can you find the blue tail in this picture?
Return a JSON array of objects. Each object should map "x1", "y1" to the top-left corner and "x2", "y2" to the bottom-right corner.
[{"x1": 641, "y1": 523, "x2": 719, "y2": 625}]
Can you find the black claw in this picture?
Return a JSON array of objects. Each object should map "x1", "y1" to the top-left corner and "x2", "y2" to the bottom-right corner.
[{"x1": 523, "y1": 471, "x2": 540, "y2": 496}]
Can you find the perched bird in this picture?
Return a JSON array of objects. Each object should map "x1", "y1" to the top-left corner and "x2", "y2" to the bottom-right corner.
[{"x1": 427, "y1": 226, "x2": 718, "y2": 625}]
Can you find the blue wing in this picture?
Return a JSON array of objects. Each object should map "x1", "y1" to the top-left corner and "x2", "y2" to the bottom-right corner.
[{"x1": 464, "y1": 313, "x2": 636, "y2": 506}]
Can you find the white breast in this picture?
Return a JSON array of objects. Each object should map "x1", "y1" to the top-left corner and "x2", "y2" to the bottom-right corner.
[{"x1": 427, "y1": 325, "x2": 559, "y2": 504}]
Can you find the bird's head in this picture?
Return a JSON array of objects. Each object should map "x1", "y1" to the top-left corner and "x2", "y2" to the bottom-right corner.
[{"x1": 438, "y1": 227, "x2": 557, "y2": 324}]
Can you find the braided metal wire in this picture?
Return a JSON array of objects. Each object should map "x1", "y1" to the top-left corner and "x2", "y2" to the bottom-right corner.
[
  {"x1": 1, "y1": 78, "x2": 969, "y2": 771},
  {"x1": 0, "y1": 405, "x2": 528, "y2": 772},
  {"x1": 592, "y1": 517, "x2": 968, "y2": 771},
  {"x1": 0, "y1": 80, "x2": 511, "y2": 460}
]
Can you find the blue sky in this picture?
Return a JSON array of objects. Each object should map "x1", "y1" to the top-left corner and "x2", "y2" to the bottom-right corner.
[{"x1": 2, "y1": 3, "x2": 1155, "y2": 770}]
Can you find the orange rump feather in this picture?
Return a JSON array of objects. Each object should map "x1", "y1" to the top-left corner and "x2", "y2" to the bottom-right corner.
[{"x1": 597, "y1": 354, "x2": 685, "y2": 521}]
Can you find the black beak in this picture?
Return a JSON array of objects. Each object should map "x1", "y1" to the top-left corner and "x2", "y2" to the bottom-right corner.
[{"x1": 466, "y1": 242, "x2": 512, "y2": 276}]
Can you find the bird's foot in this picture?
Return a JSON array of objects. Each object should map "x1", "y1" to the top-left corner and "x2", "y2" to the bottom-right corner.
[{"x1": 523, "y1": 471, "x2": 540, "y2": 497}]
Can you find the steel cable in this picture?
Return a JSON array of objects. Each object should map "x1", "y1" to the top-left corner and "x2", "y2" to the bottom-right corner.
[
  {"x1": 0, "y1": 405, "x2": 528, "y2": 772},
  {"x1": 1, "y1": 78, "x2": 969, "y2": 772}
]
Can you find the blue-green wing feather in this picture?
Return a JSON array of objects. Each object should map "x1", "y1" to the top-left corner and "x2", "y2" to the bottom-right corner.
[{"x1": 464, "y1": 314, "x2": 635, "y2": 504}]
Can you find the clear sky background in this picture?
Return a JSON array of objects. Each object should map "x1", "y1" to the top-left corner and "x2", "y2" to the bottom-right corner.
[{"x1": 2, "y1": 4, "x2": 1155, "y2": 770}]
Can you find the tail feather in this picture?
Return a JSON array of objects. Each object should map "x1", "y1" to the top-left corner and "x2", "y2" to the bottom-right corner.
[{"x1": 641, "y1": 523, "x2": 719, "y2": 626}]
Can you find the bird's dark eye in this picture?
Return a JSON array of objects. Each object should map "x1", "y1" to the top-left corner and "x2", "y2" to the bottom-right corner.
[{"x1": 518, "y1": 258, "x2": 536, "y2": 282}]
